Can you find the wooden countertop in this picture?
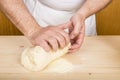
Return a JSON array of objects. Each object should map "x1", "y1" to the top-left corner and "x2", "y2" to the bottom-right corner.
[{"x1": 0, "y1": 36, "x2": 120, "y2": 80}]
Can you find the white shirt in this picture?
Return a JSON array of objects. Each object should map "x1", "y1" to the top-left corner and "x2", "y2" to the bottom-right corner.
[{"x1": 23, "y1": 0, "x2": 96, "y2": 36}]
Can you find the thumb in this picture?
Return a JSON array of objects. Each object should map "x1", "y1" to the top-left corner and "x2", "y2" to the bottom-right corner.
[{"x1": 58, "y1": 21, "x2": 72, "y2": 30}]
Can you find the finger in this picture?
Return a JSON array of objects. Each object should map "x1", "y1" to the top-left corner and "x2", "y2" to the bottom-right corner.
[
  {"x1": 55, "y1": 30, "x2": 70, "y2": 46},
  {"x1": 38, "y1": 40, "x2": 51, "y2": 52},
  {"x1": 46, "y1": 32, "x2": 65, "y2": 49},
  {"x1": 70, "y1": 22, "x2": 82, "y2": 39},
  {"x1": 69, "y1": 43, "x2": 80, "y2": 50},
  {"x1": 68, "y1": 48, "x2": 79, "y2": 53},
  {"x1": 46, "y1": 37, "x2": 58, "y2": 51},
  {"x1": 58, "y1": 21, "x2": 72, "y2": 30},
  {"x1": 69, "y1": 23, "x2": 74, "y2": 35},
  {"x1": 70, "y1": 39, "x2": 75, "y2": 44},
  {"x1": 70, "y1": 25, "x2": 85, "y2": 50},
  {"x1": 54, "y1": 32, "x2": 66, "y2": 49}
]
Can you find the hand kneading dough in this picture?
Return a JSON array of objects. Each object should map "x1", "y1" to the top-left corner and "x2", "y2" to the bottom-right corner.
[{"x1": 21, "y1": 44, "x2": 70, "y2": 71}]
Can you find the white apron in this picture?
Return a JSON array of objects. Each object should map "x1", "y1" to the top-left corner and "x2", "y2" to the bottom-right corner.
[{"x1": 23, "y1": 0, "x2": 96, "y2": 36}]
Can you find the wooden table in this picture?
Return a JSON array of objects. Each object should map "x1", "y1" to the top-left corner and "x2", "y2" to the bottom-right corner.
[{"x1": 0, "y1": 36, "x2": 120, "y2": 80}]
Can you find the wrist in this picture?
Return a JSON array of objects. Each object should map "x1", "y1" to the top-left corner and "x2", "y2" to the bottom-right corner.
[
  {"x1": 76, "y1": 7, "x2": 90, "y2": 19},
  {"x1": 24, "y1": 25, "x2": 42, "y2": 40},
  {"x1": 74, "y1": 12, "x2": 86, "y2": 22}
]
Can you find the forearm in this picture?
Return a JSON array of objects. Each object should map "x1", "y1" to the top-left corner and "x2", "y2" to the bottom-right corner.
[
  {"x1": 77, "y1": 0, "x2": 112, "y2": 18},
  {"x1": 0, "y1": 0, "x2": 41, "y2": 36}
]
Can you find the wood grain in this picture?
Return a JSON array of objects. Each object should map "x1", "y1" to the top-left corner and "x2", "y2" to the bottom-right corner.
[
  {"x1": 96, "y1": 0, "x2": 120, "y2": 35},
  {"x1": 0, "y1": 36, "x2": 120, "y2": 79},
  {"x1": 0, "y1": 11, "x2": 22, "y2": 35}
]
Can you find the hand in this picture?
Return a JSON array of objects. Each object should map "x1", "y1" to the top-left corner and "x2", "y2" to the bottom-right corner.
[
  {"x1": 68, "y1": 13, "x2": 85, "y2": 53},
  {"x1": 26, "y1": 22, "x2": 71, "y2": 52}
]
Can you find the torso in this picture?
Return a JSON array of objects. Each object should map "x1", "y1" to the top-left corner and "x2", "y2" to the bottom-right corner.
[
  {"x1": 39, "y1": 0, "x2": 85, "y2": 11},
  {"x1": 24, "y1": 0, "x2": 96, "y2": 36}
]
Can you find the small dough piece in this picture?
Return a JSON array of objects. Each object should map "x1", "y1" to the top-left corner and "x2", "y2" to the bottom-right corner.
[
  {"x1": 43, "y1": 58, "x2": 74, "y2": 73},
  {"x1": 21, "y1": 44, "x2": 70, "y2": 71}
]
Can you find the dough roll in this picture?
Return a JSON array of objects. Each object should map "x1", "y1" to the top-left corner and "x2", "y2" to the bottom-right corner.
[{"x1": 21, "y1": 43, "x2": 70, "y2": 71}]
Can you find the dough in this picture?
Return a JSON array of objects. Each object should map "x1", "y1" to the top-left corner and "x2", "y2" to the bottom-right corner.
[
  {"x1": 21, "y1": 43, "x2": 70, "y2": 71},
  {"x1": 43, "y1": 58, "x2": 74, "y2": 73}
]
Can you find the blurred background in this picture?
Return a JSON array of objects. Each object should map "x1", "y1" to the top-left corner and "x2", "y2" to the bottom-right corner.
[{"x1": 0, "y1": 0, "x2": 120, "y2": 35}]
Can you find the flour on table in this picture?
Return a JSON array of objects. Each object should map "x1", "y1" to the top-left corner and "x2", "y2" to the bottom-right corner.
[{"x1": 43, "y1": 58, "x2": 74, "y2": 73}]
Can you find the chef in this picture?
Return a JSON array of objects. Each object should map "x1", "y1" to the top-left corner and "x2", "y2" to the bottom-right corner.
[{"x1": 0, "y1": 0, "x2": 111, "y2": 52}]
